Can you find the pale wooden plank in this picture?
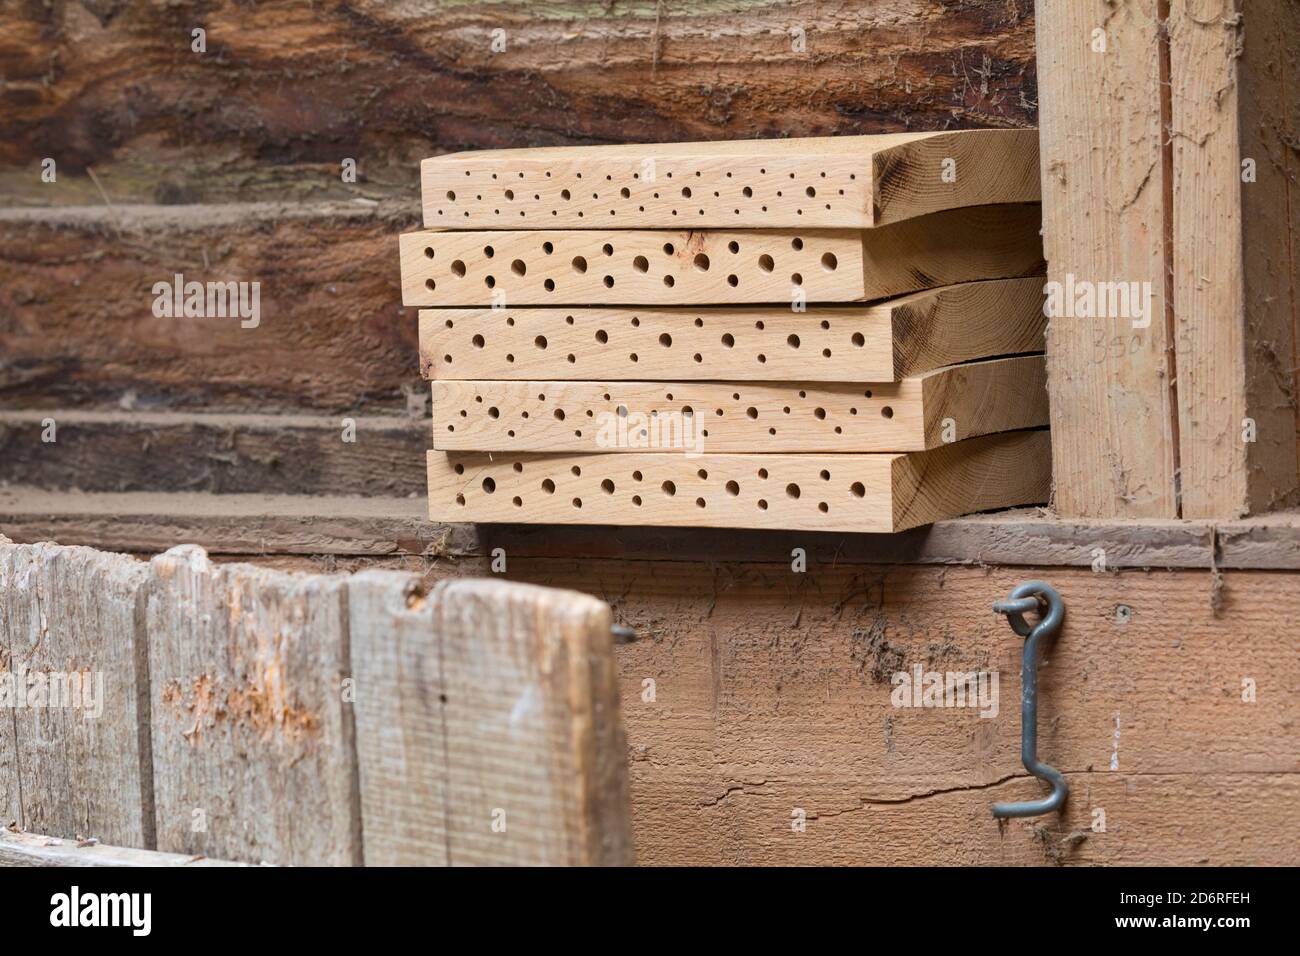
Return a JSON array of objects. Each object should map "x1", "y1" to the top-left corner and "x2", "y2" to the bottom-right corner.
[
  {"x1": 348, "y1": 572, "x2": 633, "y2": 866},
  {"x1": 1036, "y1": 0, "x2": 1178, "y2": 517},
  {"x1": 427, "y1": 430, "x2": 1050, "y2": 533},
  {"x1": 434, "y1": 579, "x2": 633, "y2": 866},
  {"x1": 147, "y1": 545, "x2": 360, "y2": 866},
  {"x1": 0, "y1": 541, "x2": 152, "y2": 847},
  {"x1": 421, "y1": 130, "x2": 1040, "y2": 229},
  {"x1": 347, "y1": 570, "x2": 448, "y2": 866},
  {"x1": 419, "y1": 277, "x2": 1047, "y2": 383},
  {"x1": 430, "y1": 356, "x2": 1047, "y2": 453},
  {"x1": 0, "y1": 830, "x2": 248, "y2": 867},
  {"x1": 400, "y1": 205, "x2": 1044, "y2": 306},
  {"x1": 0, "y1": 536, "x2": 17, "y2": 827},
  {"x1": 1169, "y1": 0, "x2": 1300, "y2": 517}
]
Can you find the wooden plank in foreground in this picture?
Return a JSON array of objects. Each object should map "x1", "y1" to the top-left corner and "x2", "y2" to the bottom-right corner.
[
  {"x1": 431, "y1": 356, "x2": 1048, "y2": 453},
  {"x1": 418, "y1": 277, "x2": 1047, "y2": 382},
  {"x1": 1035, "y1": 0, "x2": 1177, "y2": 517},
  {"x1": 427, "y1": 430, "x2": 1051, "y2": 533},
  {"x1": 0, "y1": 830, "x2": 247, "y2": 867},
  {"x1": 1169, "y1": 0, "x2": 1300, "y2": 517},
  {"x1": 146, "y1": 545, "x2": 359, "y2": 866},
  {"x1": 349, "y1": 573, "x2": 633, "y2": 866},
  {"x1": 400, "y1": 205, "x2": 1044, "y2": 306},
  {"x1": 422, "y1": 130, "x2": 1041, "y2": 229},
  {"x1": 0, "y1": 542, "x2": 152, "y2": 848}
]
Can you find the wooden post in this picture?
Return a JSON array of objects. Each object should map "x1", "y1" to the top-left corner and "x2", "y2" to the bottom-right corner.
[
  {"x1": 0, "y1": 542, "x2": 153, "y2": 848},
  {"x1": 1169, "y1": 0, "x2": 1300, "y2": 517},
  {"x1": 1036, "y1": 0, "x2": 1180, "y2": 518},
  {"x1": 147, "y1": 545, "x2": 361, "y2": 866},
  {"x1": 349, "y1": 573, "x2": 634, "y2": 866}
]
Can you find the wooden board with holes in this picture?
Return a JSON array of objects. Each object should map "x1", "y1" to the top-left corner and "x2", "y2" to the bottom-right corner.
[
  {"x1": 427, "y1": 429, "x2": 1050, "y2": 533},
  {"x1": 430, "y1": 355, "x2": 1046, "y2": 453},
  {"x1": 419, "y1": 277, "x2": 1047, "y2": 382},
  {"x1": 422, "y1": 130, "x2": 1040, "y2": 229},
  {"x1": 399, "y1": 205, "x2": 1044, "y2": 306}
]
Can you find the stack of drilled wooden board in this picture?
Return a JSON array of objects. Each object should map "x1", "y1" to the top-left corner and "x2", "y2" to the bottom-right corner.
[{"x1": 400, "y1": 131, "x2": 1050, "y2": 532}]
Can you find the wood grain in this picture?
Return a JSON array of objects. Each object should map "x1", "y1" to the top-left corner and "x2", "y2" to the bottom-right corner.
[
  {"x1": 0, "y1": 410, "x2": 427, "y2": 497},
  {"x1": 427, "y1": 430, "x2": 1050, "y2": 533},
  {"x1": 1036, "y1": 0, "x2": 1178, "y2": 517},
  {"x1": 0, "y1": 542, "x2": 152, "y2": 848},
  {"x1": 0, "y1": 1, "x2": 1036, "y2": 207},
  {"x1": 146, "y1": 545, "x2": 360, "y2": 866},
  {"x1": 347, "y1": 571, "x2": 448, "y2": 866},
  {"x1": 422, "y1": 130, "x2": 1040, "y2": 228},
  {"x1": 1169, "y1": 0, "x2": 1300, "y2": 517},
  {"x1": 419, "y1": 278, "x2": 1047, "y2": 382},
  {"x1": 400, "y1": 205, "x2": 1045, "y2": 306},
  {"x1": 492, "y1": 559, "x2": 1300, "y2": 865},
  {"x1": 0, "y1": 202, "x2": 419, "y2": 416},
  {"x1": 430, "y1": 356, "x2": 1048, "y2": 453},
  {"x1": 349, "y1": 571, "x2": 632, "y2": 866},
  {"x1": 436, "y1": 579, "x2": 632, "y2": 866}
]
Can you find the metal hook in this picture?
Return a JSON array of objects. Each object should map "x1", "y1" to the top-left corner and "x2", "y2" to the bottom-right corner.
[{"x1": 991, "y1": 580, "x2": 1067, "y2": 818}]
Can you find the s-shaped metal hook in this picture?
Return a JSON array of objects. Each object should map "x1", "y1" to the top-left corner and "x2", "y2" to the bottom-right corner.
[{"x1": 991, "y1": 580, "x2": 1067, "y2": 818}]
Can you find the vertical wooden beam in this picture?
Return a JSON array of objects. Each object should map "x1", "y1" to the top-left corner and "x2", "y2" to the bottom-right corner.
[
  {"x1": 349, "y1": 573, "x2": 634, "y2": 866},
  {"x1": 348, "y1": 570, "x2": 449, "y2": 867},
  {"x1": 0, "y1": 541, "x2": 152, "y2": 847},
  {"x1": 147, "y1": 545, "x2": 361, "y2": 866},
  {"x1": 1036, "y1": 0, "x2": 1180, "y2": 517},
  {"x1": 1170, "y1": 0, "x2": 1300, "y2": 516}
]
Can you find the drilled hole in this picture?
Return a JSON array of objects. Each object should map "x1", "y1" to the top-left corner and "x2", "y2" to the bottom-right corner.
[
  {"x1": 659, "y1": 333, "x2": 673, "y2": 348},
  {"x1": 482, "y1": 477, "x2": 496, "y2": 493},
  {"x1": 633, "y1": 255, "x2": 649, "y2": 272},
  {"x1": 693, "y1": 253, "x2": 710, "y2": 271},
  {"x1": 721, "y1": 333, "x2": 735, "y2": 348},
  {"x1": 821, "y1": 252, "x2": 838, "y2": 271},
  {"x1": 758, "y1": 254, "x2": 774, "y2": 272},
  {"x1": 601, "y1": 479, "x2": 616, "y2": 494},
  {"x1": 535, "y1": 335, "x2": 548, "y2": 350},
  {"x1": 423, "y1": 247, "x2": 435, "y2": 259},
  {"x1": 451, "y1": 260, "x2": 466, "y2": 277},
  {"x1": 791, "y1": 237, "x2": 804, "y2": 251},
  {"x1": 572, "y1": 256, "x2": 587, "y2": 273},
  {"x1": 786, "y1": 483, "x2": 801, "y2": 499},
  {"x1": 851, "y1": 482, "x2": 865, "y2": 498},
  {"x1": 662, "y1": 480, "x2": 677, "y2": 497},
  {"x1": 881, "y1": 406, "x2": 894, "y2": 419},
  {"x1": 852, "y1": 332, "x2": 865, "y2": 347},
  {"x1": 728, "y1": 240, "x2": 740, "y2": 254},
  {"x1": 787, "y1": 334, "x2": 800, "y2": 349}
]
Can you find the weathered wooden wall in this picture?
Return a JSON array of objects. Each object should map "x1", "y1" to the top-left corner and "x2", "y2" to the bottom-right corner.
[
  {"x1": 0, "y1": 0, "x2": 1036, "y2": 207},
  {"x1": 5, "y1": 1, "x2": 1296, "y2": 866},
  {"x1": 0, "y1": 540, "x2": 634, "y2": 866}
]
